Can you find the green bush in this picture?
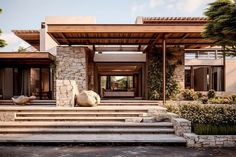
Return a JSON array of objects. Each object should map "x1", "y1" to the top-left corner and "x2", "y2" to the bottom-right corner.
[
  {"x1": 207, "y1": 89, "x2": 216, "y2": 99},
  {"x1": 193, "y1": 123, "x2": 236, "y2": 135},
  {"x1": 182, "y1": 89, "x2": 199, "y2": 100},
  {"x1": 179, "y1": 103, "x2": 236, "y2": 125},
  {"x1": 165, "y1": 102, "x2": 236, "y2": 125},
  {"x1": 208, "y1": 97, "x2": 232, "y2": 104},
  {"x1": 201, "y1": 97, "x2": 208, "y2": 104},
  {"x1": 165, "y1": 102, "x2": 236, "y2": 135}
]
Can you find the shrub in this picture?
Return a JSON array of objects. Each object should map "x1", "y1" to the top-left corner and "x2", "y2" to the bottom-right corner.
[
  {"x1": 201, "y1": 97, "x2": 208, "y2": 104},
  {"x1": 193, "y1": 124, "x2": 236, "y2": 135},
  {"x1": 165, "y1": 102, "x2": 236, "y2": 135},
  {"x1": 165, "y1": 101, "x2": 179, "y2": 114},
  {"x1": 179, "y1": 103, "x2": 236, "y2": 125},
  {"x1": 208, "y1": 97, "x2": 231, "y2": 104},
  {"x1": 207, "y1": 89, "x2": 216, "y2": 99},
  {"x1": 182, "y1": 89, "x2": 199, "y2": 100},
  {"x1": 149, "y1": 90, "x2": 160, "y2": 100},
  {"x1": 231, "y1": 95, "x2": 236, "y2": 101}
]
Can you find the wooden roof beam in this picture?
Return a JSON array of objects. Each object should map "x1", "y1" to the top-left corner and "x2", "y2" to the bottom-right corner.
[
  {"x1": 54, "y1": 36, "x2": 204, "y2": 40},
  {"x1": 95, "y1": 46, "x2": 144, "y2": 52},
  {"x1": 47, "y1": 24, "x2": 205, "y2": 33},
  {"x1": 60, "y1": 33, "x2": 70, "y2": 45},
  {"x1": 143, "y1": 33, "x2": 162, "y2": 53}
]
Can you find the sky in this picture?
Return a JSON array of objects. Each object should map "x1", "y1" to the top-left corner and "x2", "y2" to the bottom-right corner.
[{"x1": 0, "y1": 0, "x2": 215, "y2": 52}]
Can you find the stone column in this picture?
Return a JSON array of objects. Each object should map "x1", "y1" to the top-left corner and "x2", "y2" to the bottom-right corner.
[{"x1": 55, "y1": 46, "x2": 88, "y2": 107}]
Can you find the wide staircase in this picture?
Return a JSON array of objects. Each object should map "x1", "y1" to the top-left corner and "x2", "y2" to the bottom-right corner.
[{"x1": 0, "y1": 100, "x2": 186, "y2": 144}]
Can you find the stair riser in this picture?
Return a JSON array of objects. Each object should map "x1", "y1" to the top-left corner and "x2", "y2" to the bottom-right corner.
[
  {"x1": 16, "y1": 114, "x2": 142, "y2": 117},
  {"x1": 15, "y1": 119, "x2": 126, "y2": 122},
  {"x1": 0, "y1": 126, "x2": 173, "y2": 129},
  {"x1": 0, "y1": 132, "x2": 175, "y2": 134}
]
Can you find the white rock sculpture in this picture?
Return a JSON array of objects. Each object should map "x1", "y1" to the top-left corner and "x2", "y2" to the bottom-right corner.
[
  {"x1": 12, "y1": 95, "x2": 36, "y2": 105},
  {"x1": 76, "y1": 90, "x2": 101, "y2": 107}
]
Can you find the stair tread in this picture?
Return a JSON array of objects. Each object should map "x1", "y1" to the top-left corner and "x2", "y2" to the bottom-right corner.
[
  {"x1": 0, "y1": 106, "x2": 166, "y2": 111},
  {"x1": 16, "y1": 112, "x2": 145, "y2": 115},
  {"x1": 0, "y1": 122, "x2": 173, "y2": 127},
  {"x1": 15, "y1": 116, "x2": 142, "y2": 120},
  {"x1": 0, "y1": 128, "x2": 175, "y2": 133},
  {"x1": 0, "y1": 134, "x2": 186, "y2": 143}
]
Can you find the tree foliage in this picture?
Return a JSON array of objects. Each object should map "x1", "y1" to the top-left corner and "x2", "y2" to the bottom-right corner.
[
  {"x1": 0, "y1": 8, "x2": 7, "y2": 48},
  {"x1": 203, "y1": 0, "x2": 236, "y2": 53}
]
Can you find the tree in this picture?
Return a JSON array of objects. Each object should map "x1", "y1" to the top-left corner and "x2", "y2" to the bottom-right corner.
[
  {"x1": 203, "y1": 0, "x2": 236, "y2": 54},
  {"x1": 17, "y1": 46, "x2": 26, "y2": 52},
  {"x1": 0, "y1": 8, "x2": 7, "y2": 48}
]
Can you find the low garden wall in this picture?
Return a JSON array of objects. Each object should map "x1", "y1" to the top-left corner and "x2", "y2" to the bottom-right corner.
[
  {"x1": 164, "y1": 100, "x2": 236, "y2": 147},
  {"x1": 184, "y1": 133, "x2": 236, "y2": 147}
]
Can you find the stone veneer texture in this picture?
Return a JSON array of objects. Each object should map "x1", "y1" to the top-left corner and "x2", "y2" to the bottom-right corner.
[
  {"x1": 171, "y1": 118, "x2": 191, "y2": 136},
  {"x1": 56, "y1": 46, "x2": 88, "y2": 107},
  {"x1": 184, "y1": 133, "x2": 236, "y2": 148}
]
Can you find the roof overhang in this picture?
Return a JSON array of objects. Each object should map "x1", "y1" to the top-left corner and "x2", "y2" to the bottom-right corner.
[
  {"x1": 0, "y1": 52, "x2": 55, "y2": 65},
  {"x1": 47, "y1": 23, "x2": 214, "y2": 49},
  {"x1": 12, "y1": 30, "x2": 40, "y2": 50}
]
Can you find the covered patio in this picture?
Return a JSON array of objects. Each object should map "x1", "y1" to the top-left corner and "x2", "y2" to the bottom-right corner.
[{"x1": 46, "y1": 17, "x2": 215, "y2": 103}]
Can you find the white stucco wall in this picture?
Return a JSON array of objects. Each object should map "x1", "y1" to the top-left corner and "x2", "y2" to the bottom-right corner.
[
  {"x1": 40, "y1": 16, "x2": 96, "y2": 54},
  {"x1": 45, "y1": 16, "x2": 96, "y2": 24},
  {"x1": 225, "y1": 59, "x2": 236, "y2": 93}
]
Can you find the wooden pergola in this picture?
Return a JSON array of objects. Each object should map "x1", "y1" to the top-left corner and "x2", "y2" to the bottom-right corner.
[
  {"x1": 13, "y1": 17, "x2": 216, "y2": 103},
  {"x1": 12, "y1": 30, "x2": 40, "y2": 50}
]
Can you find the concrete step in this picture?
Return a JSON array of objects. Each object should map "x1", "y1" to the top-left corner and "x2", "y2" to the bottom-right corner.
[
  {"x1": 0, "y1": 100, "x2": 56, "y2": 105},
  {"x1": 0, "y1": 128, "x2": 175, "y2": 134},
  {"x1": 16, "y1": 112, "x2": 146, "y2": 117},
  {"x1": 0, "y1": 106, "x2": 166, "y2": 112},
  {"x1": 0, "y1": 122, "x2": 173, "y2": 128},
  {"x1": 99, "y1": 102, "x2": 159, "y2": 106},
  {"x1": 14, "y1": 116, "x2": 143, "y2": 122},
  {"x1": 0, "y1": 134, "x2": 186, "y2": 144}
]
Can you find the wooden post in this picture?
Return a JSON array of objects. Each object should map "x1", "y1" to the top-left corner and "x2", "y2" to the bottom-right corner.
[
  {"x1": 223, "y1": 46, "x2": 226, "y2": 91},
  {"x1": 162, "y1": 38, "x2": 166, "y2": 105}
]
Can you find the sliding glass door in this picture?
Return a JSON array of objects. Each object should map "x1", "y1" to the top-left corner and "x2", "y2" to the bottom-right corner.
[{"x1": 0, "y1": 67, "x2": 53, "y2": 100}]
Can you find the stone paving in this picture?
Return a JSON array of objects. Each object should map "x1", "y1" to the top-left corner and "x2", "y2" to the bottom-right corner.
[{"x1": 0, "y1": 145, "x2": 235, "y2": 157}]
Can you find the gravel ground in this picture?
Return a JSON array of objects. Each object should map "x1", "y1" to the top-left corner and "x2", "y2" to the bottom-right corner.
[{"x1": 0, "y1": 145, "x2": 235, "y2": 157}]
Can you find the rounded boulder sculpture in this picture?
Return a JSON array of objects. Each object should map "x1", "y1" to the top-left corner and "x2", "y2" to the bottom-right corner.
[
  {"x1": 76, "y1": 90, "x2": 101, "y2": 107},
  {"x1": 12, "y1": 95, "x2": 36, "y2": 105}
]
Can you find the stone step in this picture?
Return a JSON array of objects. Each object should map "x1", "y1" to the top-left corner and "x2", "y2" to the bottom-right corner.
[
  {"x1": 99, "y1": 102, "x2": 159, "y2": 106},
  {"x1": 0, "y1": 134, "x2": 186, "y2": 144},
  {"x1": 14, "y1": 116, "x2": 143, "y2": 122},
  {"x1": 16, "y1": 112, "x2": 146, "y2": 117},
  {"x1": 0, "y1": 122, "x2": 173, "y2": 128},
  {"x1": 0, "y1": 128, "x2": 175, "y2": 134},
  {"x1": 0, "y1": 100, "x2": 56, "y2": 105},
  {"x1": 0, "y1": 106, "x2": 165, "y2": 112}
]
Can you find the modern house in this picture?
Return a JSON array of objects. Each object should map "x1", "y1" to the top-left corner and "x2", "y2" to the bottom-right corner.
[{"x1": 0, "y1": 16, "x2": 236, "y2": 107}]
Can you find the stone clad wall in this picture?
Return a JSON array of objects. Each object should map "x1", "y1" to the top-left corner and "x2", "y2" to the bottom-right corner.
[
  {"x1": 184, "y1": 133, "x2": 236, "y2": 147},
  {"x1": 171, "y1": 118, "x2": 191, "y2": 136},
  {"x1": 170, "y1": 47, "x2": 185, "y2": 90},
  {"x1": 56, "y1": 46, "x2": 88, "y2": 107}
]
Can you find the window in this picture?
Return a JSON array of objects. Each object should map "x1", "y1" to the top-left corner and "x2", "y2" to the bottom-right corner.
[
  {"x1": 185, "y1": 66, "x2": 224, "y2": 91},
  {"x1": 100, "y1": 76, "x2": 134, "y2": 91}
]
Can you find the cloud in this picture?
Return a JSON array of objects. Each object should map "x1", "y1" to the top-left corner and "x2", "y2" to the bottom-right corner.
[
  {"x1": 0, "y1": 32, "x2": 30, "y2": 51},
  {"x1": 149, "y1": 0, "x2": 165, "y2": 8},
  {"x1": 131, "y1": 2, "x2": 147, "y2": 17},
  {"x1": 131, "y1": 0, "x2": 214, "y2": 17},
  {"x1": 175, "y1": 0, "x2": 210, "y2": 13}
]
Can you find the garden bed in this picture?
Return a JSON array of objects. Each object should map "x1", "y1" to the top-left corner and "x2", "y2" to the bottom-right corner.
[{"x1": 165, "y1": 101, "x2": 236, "y2": 135}]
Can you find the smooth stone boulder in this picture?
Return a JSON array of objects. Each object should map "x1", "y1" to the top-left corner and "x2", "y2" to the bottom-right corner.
[
  {"x1": 12, "y1": 95, "x2": 36, "y2": 105},
  {"x1": 76, "y1": 90, "x2": 101, "y2": 107}
]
